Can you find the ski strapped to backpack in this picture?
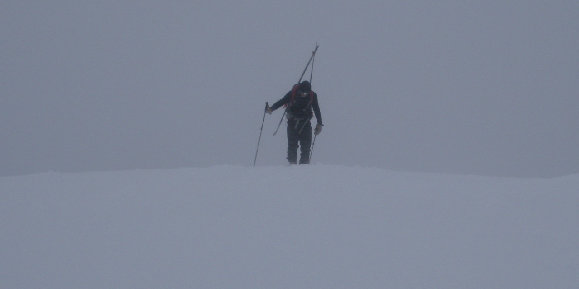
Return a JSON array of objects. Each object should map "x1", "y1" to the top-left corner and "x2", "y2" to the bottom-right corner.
[{"x1": 273, "y1": 44, "x2": 319, "y2": 136}]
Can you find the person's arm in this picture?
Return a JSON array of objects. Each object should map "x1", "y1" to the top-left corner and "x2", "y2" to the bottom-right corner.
[
  {"x1": 312, "y1": 93, "x2": 323, "y2": 135},
  {"x1": 269, "y1": 91, "x2": 291, "y2": 111},
  {"x1": 312, "y1": 93, "x2": 322, "y2": 125}
]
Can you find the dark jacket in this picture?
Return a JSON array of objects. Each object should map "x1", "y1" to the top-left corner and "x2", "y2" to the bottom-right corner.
[{"x1": 271, "y1": 87, "x2": 323, "y2": 125}]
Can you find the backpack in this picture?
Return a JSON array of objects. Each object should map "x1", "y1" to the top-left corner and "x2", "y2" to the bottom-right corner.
[{"x1": 286, "y1": 84, "x2": 314, "y2": 117}]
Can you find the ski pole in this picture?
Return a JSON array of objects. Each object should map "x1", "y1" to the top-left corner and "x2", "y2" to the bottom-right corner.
[
  {"x1": 253, "y1": 102, "x2": 268, "y2": 167},
  {"x1": 273, "y1": 44, "x2": 319, "y2": 136},
  {"x1": 309, "y1": 134, "x2": 317, "y2": 161}
]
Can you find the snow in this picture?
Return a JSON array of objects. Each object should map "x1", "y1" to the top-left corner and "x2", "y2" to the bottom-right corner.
[{"x1": 1, "y1": 165, "x2": 577, "y2": 289}]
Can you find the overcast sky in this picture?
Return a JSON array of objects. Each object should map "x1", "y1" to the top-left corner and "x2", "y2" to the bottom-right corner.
[{"x1": 2, "y1": 0, "x2": 578, "y2": 177}]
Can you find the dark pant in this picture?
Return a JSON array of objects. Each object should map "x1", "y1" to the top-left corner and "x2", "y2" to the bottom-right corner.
[{"x1": 287, "y1": 119, "x2": 312, "y2": 164}]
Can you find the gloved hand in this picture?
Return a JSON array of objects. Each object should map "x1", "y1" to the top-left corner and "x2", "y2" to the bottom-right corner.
[
  {"x1": 314, "y1": 123, "x2": 323, "y2": 135},
  {"x1": 265, "y1": 106, "x2": 273, "y2": 114}
]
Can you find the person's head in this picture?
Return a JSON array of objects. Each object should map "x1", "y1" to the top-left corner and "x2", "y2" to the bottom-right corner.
[{"x1": 300, "y1": 80, "x2": 311, "y2": 91}]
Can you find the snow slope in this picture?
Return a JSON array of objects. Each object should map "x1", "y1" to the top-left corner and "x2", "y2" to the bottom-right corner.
[{"x1": 1, "y1": 165, "x2": 577, "y2": 289}]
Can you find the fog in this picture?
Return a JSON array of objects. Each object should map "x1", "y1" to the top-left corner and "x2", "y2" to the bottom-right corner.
[{"x1": 2, "y1": 0, "x2": 578, "y2": 177}]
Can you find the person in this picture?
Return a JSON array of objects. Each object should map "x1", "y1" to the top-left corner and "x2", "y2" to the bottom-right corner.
[{"x1": 267, "y1": 80, "x2": 323, "y2": 164}]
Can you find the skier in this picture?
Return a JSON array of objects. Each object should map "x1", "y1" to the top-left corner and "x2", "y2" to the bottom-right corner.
[{"x1": 267, "y1": 80, "x2": 323, "y2": 164}]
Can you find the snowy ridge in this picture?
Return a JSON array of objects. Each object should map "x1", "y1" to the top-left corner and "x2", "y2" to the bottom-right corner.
[{"x1": 1, "y1": 165, "x2": 577, "y2": 289}]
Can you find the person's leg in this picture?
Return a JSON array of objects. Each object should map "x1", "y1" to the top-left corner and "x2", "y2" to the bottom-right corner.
[
  {"x1": 287, "y1": 122, "x2": 298, "y2": 164},
  {"x1": 298, "y1": 123, "x2": 312, "y2": 164}
]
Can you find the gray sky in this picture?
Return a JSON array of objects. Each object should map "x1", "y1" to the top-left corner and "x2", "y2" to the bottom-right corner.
[{"x1": 2, "y1": 0, "x2": 578, "y2": 177}]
